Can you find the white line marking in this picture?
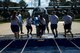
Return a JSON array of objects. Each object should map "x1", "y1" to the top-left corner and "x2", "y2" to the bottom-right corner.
[
  {"x1": 0, "y1": 40, "x2": 15, "y2": 53},
  {"x1": 53, "y1": 39, "x2": 62, "y2": 53},
  {"x1": 20, "y1": 38, "x2": 30, "y2": 53},
  {"x1": 67, "y1": 39, "x2": 80, "y2": 50}
]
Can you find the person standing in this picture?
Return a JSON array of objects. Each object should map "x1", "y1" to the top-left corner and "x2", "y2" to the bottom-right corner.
[
  {"x1": 17, "y1": 12, "x2": 24, "y2": 34},
  {"x1": 10, "y1": 11, "x2": 19, "y2": 39},
  {"x1": 62, "y1": 12, "x2": 73, "y2": 38},
  {"x1": 50, "y1": 11, "x2": 58, "y2": 38}
]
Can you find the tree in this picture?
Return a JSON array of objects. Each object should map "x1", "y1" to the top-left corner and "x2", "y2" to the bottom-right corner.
[
  {"x1": 63, "y1": 1, "x2": 72, "y2": 6},
  {"x1": 19, "y1": 0, "x2": 26, "y2": 7},
  {"x1": 0, "y1": 1, "x2": 2, "y2": 7},
  {"x1": 3, "y1": 0, "x2": 10, "y2": 2},
  {"x1": 2, "y1": 0, "x2": 11, "y2": 7}
]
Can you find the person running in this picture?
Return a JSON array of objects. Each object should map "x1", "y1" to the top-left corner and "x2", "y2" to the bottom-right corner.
[
  {"x1": 10, "y1": 11, "x2": 19, "y2": 39},
  {"x1": 39, "y1": 15, "x2": 46, "y2": 38},
  {"x1": 17, "y1": 12, "x2": 24, "y2": 34},
  {"x1": 44, "y1": 14, "x2": 49, "y2": 33},
  {"x1": 50, "y1": 11, "x2": 58, "y2": 38},
  {"x1": 33, "y1": 15, "x2": 40, "y2": 37},
  {"x1": 62, "y1": 12, "x2": 73, "y2": 38},
  {"x1": 26, "y1": 15, "x2": 32, "y2": 37}
]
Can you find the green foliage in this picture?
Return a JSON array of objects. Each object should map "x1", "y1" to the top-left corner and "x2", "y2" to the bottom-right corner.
[
  {"x1": 19, "y1": 0, "x2": 26, "y2": 7},
  {"x1": 3, "y1": 0, "x2": 10, "y2": 2},
  {"x1": 75, "y1": 15, "x2": 80, "y2": 19},
  {"x1": 63, "y1": 1, "x2": 72, "y2": 6}
]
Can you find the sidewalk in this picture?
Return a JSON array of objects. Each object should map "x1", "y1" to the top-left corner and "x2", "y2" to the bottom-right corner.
[{"x1": 0, "y1": 21, "x2": 80, "y2": 36}]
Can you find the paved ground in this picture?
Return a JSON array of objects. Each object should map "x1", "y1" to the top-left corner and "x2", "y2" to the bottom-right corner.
[{"x1": 0, "y1": 21, "x2": 80, "y2": 38}]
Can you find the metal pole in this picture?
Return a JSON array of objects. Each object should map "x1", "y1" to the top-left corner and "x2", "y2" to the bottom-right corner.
[{"x1": 38, "y1": 0, "x2": 40, "y2": 6}]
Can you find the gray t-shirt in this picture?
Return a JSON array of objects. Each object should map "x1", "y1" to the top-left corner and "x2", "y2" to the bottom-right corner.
[
  {"x1": 11, "y1": 16, "x2": 19, "y2": 25},
  {"x1": 62, "y1": 15, "x2": 72, "y2": 24},
  {"x1": 26, "y1": 18, "x2": 32, "y2": 26},
  {"x1": 50, "y1": 15, "x2": 58, "y2": 24}
]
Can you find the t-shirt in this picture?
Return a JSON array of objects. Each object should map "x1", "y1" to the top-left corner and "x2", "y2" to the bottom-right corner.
[
  {"x1": 50, "y1": 15, "x2": 58, "y2": 24},
  {"x1": 62, "y1": 15, "x2": 72, "y2": 24},
  {"x1": 17, "y1": 14, "x2": 23, "y2": 24},
  {"x1": 39, "y1": 18, "x2": 46, "y2": 25},
  {"x1": 26, "y1": 17, "x2": 32, "y2": 26},
  {"x1": 11, "y1": 16, "x2": 19, "y2": 25}
]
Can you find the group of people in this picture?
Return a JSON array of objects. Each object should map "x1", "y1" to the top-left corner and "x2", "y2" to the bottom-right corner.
[
  {"x1": 10, "y1": 11, "x2": 73, "y2": 39},
  {"x1": 50, "y1": 11, "x2": 73, "y2": 38}
]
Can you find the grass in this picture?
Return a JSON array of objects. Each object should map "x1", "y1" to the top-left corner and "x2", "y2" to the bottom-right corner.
[
  {"x1": 73, "y1": 19, "x2": 80, "y2": 22},
  {"x1": 0, "y1": 18, "x2": 26, "y2": 24},
  {"x1": 0, "y1": 20, "x2": 10, "y2": 24}
]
